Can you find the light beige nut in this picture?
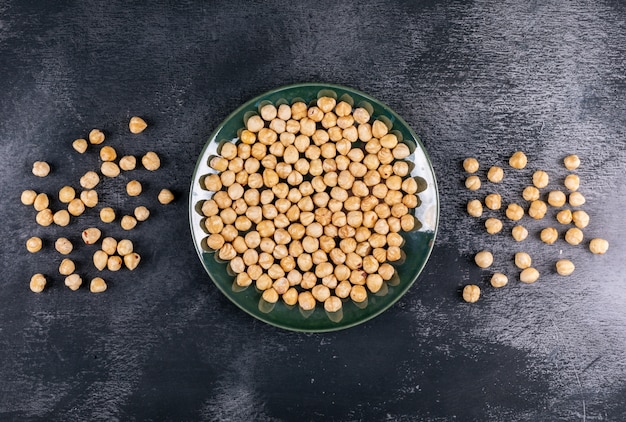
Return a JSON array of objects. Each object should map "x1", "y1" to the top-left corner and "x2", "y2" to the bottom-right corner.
[
  {"x1": 93, "y1": 250, "x2": 108, "y2": 270},
  {"x1": 80, "y1": 171, "x2": 100, "y2": 189},
  {"x1": 547, "y1": 190, "x2": 566, "y2": 207},
  {"x1": 589, "y1": 238, "x2": 609, "y2": 254},
  {"x1": 26, "y1": 237, "x2": 43, "y2": 253},
  {"x1": 298, "y1": 291, "x2": 316, "y2": 310},
  {"x1": 53, "y1": 210, "x2": 70, "y2": 226},
  {"x1": 522, "y1": 186, "x2": 540, "y2": 202},
  {"x1": 556, "y1": 259, "x2": 575, "y2": 276},
  {"x1": 485, "y1": 218, "x2": 503, "y2": 234},
  {"x1": 509, "y1": 151, "x2": 527, "y2": 169},
  {"x1": 100, "y1": 145, "x2": 117, "y2": 162},
  {"x1": 142, "y1": 151, "x2": 161, "y2": 171},
  {"x1": 158, "y1": 189, "x2": 174, "y2": 204},
  {"x1": 121, "y1": 215, "x2": 137, "y2": 230},
  {"x1": 67, "y1": 198, "x2": 85, "y2": 216},
  {"x1": 107, "y1": 256, "x2": 123, "y2": 271},
  {"x1": 30, "y1": 273, "x2": 47, "y2": 293},
  {"x1": 134, "y1": 206, "x2": 150, "y2": 221},
  {"x1": 119, "y1": 155, "x2": 137, "y2": 171},
  {"x1": 462, "y1": 158, "x2": 479, "y2": 173},
  {"x1": 474, "y1": 250, "x2": 493, "y2": 268},
  {"x1": 467, "y1": 199, "x2": 483, "y2": 217},
  {"x1": 55, "y1": 237, "x2": 73, "y2": 255},
  {"x1": 462, "y1": 285, "x2": 480, "y2": 303},
  {"x1": 512, "y1": 225, "x2": 528, "y2": 242},
  {"x1": 21, "y1": 190, "x2": 37, "y2": 205},
  {"x1": 80, "y1": 190, "x2": 98, "y2": 208},
  {"x1": 490, "y1": 273, "x2": 508, "y2": 288},
  {"x1": 528, "y1": 200, "x2": 547, "y2": 219},
  {"x1": 32, "y1": 161, "x2": 50, "y2": 177},
  {"x1": 129, "y1": 116, "x2": 148, "y2": 134},
  {"x1": 563, "y1": 155, "x2": 580, "y2": 170},
  {"x1": 350, "y1": 285, "x2": 368, "y2": 303},
  {"x1": 505, "y1": 203, "x2": 524, "y2": 221},
  {"x1": 89, "y1": 129, "x2": 105, "y2": 144},
  {"x1": 126, "y1": 180, "x2": 142, "y2": 196},
  {"x1": 556, "y1": 209, "x2": 573, "y2": 225},
  {"x1": 64, "y1": 274, "x2": 82, "y2": 291},
  {"x1": 569, "y1": 191, "x2": 585, "y2": 207},
  {"x1": 532, "y1": 170, "x2": 549, "y2": 188},
  {"x1": 572, "y1": 210, "x2": 590, "y2": 229},
  {"x1": 564, "y1": 228, "x2": 583, "y2": 245},
  {"x1": 72, "y1": 138, "x2": 88, "y2": 153},
  {"x1": 101, "y1": 237, "x2": 117, "y2": 255},
  {"x1": 90, "y1": 277, "x2": 107, "y2": 293},
  {"x1": 82, "y1": 227, "x2": 102, "y2": 245},
  {"x1": 59, "y1": 186, "x2": 76, "y2": 203},
  {"x1": 324, "y1": 296, "x2": 343, "y2": 313},
  {"x1": 124, "y1": 252, "x2": 141, "y2": 270},
  {"x1": 100, "y1": 207, "x2": 116, "y2": 223},
  {"x1": 117, "y1": 239, "x2": 133, "y2": 256},
  {"x1": 514, "y1": 252, "x2": 532, "y2": 269},
  {"x1": 33, "y1": 193, "x2": 49, "y2": 211},
  {"x1": 564, "y1": 174, "x2": 579, "y2": 191},
  {"x1": 36, "y1": 209, "x2": 54, "y2": 226},
  {"x1": 465, "y1": 175, "x2": 481, "y2": 191},
  {"x1": 487, "y1": 166, "x2": 504, "y2": 183},
  {"x1": 520, "y1": 267, "x2": 539, "y2": 283},
  {"x1": 540, "y1": 227, "x2": 558, "y2": 245},
  {"x1": 261, "y1": 287, "x2": 279, "y2": 303},
  {"x1": 101, "y1": 161, "x2": 120, "y2": 178},
  {"x1": 484, "y1": 193, "x2": 501, "y2": 210},
  {"x1": 59, "y1": 258, "x2": 75, "y2": 276}
]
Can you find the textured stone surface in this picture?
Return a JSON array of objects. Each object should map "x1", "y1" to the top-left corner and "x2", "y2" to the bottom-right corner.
[{"x1": 1, "y1": 1, "x2": 625, "y2": 420}]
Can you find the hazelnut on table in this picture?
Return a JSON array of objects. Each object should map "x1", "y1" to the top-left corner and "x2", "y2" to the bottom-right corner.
[
  {"x1": 509, "y1": 151, "x2": 527, "y2": 169},
  {"x1": 563, "y1": 154, "x2": 580, "y2": 170},
  {"x1": 89, "y1": 129, "x2": 105, "y2": 145},
  {"x1": 564, "y1": 228, "x2": 583, "y2": 245},
  {"x1": 463, "y1": 285, "x2": 480, "y2": 303},
  {"x1": 487, "y1": 166, "x2": 504, "y2": 183},
  {"x1": 532, "y1": 170, "x2": 549, "y2": 188},
  {"x1": 589, "y1": 238, "x2": 609, "y2": 254},
  {"x1": 556, "y1": 259, "x2": 575, "y2": 276},
  {"x1": 467, "y1": 199, "x2": 483, "y2": 217},
  {"x1": 26, "y1": 237, "x2": 43, "y2": 253},
  {"x1": 32, "y1": 161, "x2": 50, "y2": 177},
  {"x1": 55, "y1": 237, "x2": 73, "y2": 255},
  {"x1": 90, "y1": 277, "x2": 107, "y2": 293},
  {"x1": 119, "y1": 155, "x2": 137, "y2": 171},
  {"x1": 512, "y1": 225, "x2": 528, "y2": 242},
  {"x1": 474, "y1": 250, "x2": 493, "y2": 268},
  {"x1": 72, "y1": 138, "x2": 88, "y2": 153},
  {"x1": 520, "y1": 268, "x2": 540, "y2": 283},
  {"x1": 21, "y1": 190, "x2": 37, "y2": 205},
  {"x1": 129, "y1": 116, "x2": 148, "y2": 134},
  {"x1": 465, "y1": 175, "x2": 481, "y2": 191},
  {"x1": 490, "y1": 273, "x2": 508, "y2": 288},
  {"x1": 30, "y1": 274, "x2": 47, "y2": 293},
  {"x1": 64, "y1": 274, "x2": 82, "y2": 291},
  {"x1": 540, "y1": 227, "x2": 558, "y2": 245}
]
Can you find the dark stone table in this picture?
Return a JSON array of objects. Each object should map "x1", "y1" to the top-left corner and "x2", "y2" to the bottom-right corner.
[{"x1": 1, "y1": 1, "x2": 625, "y2": 420}]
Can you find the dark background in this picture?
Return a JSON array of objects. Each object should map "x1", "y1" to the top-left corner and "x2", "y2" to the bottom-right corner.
[{"x1": 1, "y1": 1, "x2": 625, "y2": 420}]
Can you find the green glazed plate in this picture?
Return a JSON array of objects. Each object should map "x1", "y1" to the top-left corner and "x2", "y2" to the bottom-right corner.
[{"x1": 189, "y1": 83, "x2": 439, "y2": 332}]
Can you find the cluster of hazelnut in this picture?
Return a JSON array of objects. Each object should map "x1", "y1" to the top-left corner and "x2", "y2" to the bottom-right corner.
[
  {"x1": 22, "y1": 117, "x2": 174, "y2": 293},
  {"x1": 461, "y1": 151, "x2": 609, "y2": 303},
  {"x1": 198, "y1": 95, "x2": 422, "y2": 316}
]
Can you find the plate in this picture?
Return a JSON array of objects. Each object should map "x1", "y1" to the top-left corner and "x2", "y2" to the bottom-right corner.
[{"x1": 189, "y1": 83, "x2": 439, "y2": 332}]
